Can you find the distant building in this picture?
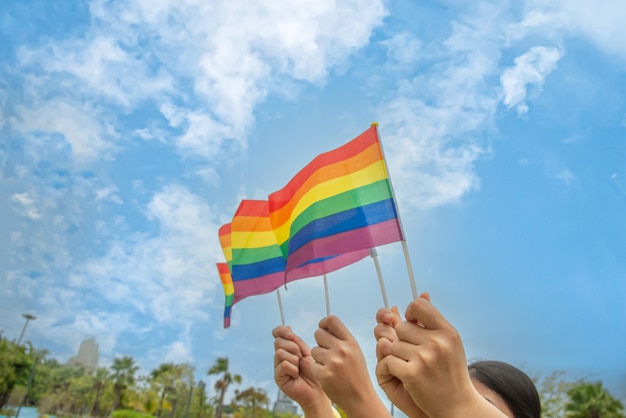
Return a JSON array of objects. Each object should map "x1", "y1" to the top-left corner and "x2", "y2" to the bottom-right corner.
[
  {"x1": 67, "y1": 337, "x2": 99, "y2": 373},
  {"x1": 272, "y1": 390, "x2": 298, "y2": 416}
]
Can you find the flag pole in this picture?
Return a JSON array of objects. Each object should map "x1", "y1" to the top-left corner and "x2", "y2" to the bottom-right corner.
[
  {"x1": 276, "y1": 289, "x2": 285, "y2": 325},
  {"x1": 323, "y1": 274, "x2": 331, "y2": 316},
  {"x1": 370, "y1": 248, "x2": 389, "y2": 308},
  {"x1": 372, "y1": 122, "x2": 418, "y2": 299}
]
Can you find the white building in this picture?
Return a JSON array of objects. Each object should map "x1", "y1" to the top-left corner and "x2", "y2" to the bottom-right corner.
[
  {"x1": 67, "y1": 337, "x2": 99, "y2": 373},
  {"x1": 272, "y1": 390, "x2": 298, "y2": 416}
]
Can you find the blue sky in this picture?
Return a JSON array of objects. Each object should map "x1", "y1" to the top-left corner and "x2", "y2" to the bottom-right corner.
[{"x1": 1, "y1": 0, "x2": 625, "y2": 410}]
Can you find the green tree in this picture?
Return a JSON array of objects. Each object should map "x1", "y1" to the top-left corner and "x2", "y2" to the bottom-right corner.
[
  {"x1": 232, "y1": 387, "x2": 268, "y2": 418},
  {"x1": 565, "y1": 381, "x2": 625, "y2": 418},
  {"x1": 151, "y1": 363, "x2": 178, "y2": 418},
  {"x1": 111, "y1": 356, "x2": 139, "y2": 411},
  {"x1": 91, "y1": 367, "x2": 112, "y2": 417},
  {"x1": 535, "y1": 370, "x2": 574, "y2": 418},
  {"x1": 148, "y1": 363, "x2": 197, "y2": 418},
  {"x1": 0, "y1": 339, "x2": 30, "y2": 410},
  {"x1": 207, "y1": 357, "x2": 241, "y2": 418}
]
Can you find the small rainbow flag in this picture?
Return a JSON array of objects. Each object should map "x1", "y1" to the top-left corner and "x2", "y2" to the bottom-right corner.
[
  {"x1": 230, "y1": 199, "x2": 287, "y2": 303},
  {"x1": 218, "y1": 223, "x2": 233, "y2": 271},
  {"x1": 216, "y1": 262, "x2": 234, "y2": 328},
  {"x1": 268, "y1": 125, "x2": 403, "y2": 273}
]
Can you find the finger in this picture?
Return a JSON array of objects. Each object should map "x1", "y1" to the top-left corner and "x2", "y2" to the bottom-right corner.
[
  {"x1": 376, "y1": 354, "x2": 410, "y2": 383},
  {"x1": 374, "y1": 322, "x2": 397, "y2": 343},
  {"x1": 376, "y1": 337, "x2": 393, "y2": 361},
  {"x1": 387, "y1": 339, "x2": 431, "y2": 363},
  {"x1": 403, "y1": 297, "x2": 449, "y2": 330},
  {"x1": 289, "y1": 331, "x2": 312, "y2": 357},
  {"x1": 272, "y1": 325, "x2": 293, "y2": 339},
  {"x1": 274, "y1": 346, "x2": 301, "y2": 369},
  {"x1": 310, "y1": 345, "x2": 329, "y2": 366},
  {"x1": 273, "y1": 325, "x2": 312, "y2": 357},
  {"x1": 299, "y1": 355, "x2": 317, "y2": 381},
  {"x1": 318, "y1": 315, "x2": 353, "y2": 341},
  {"x1": 274, "y1": 337, "x2": 302, "y2": 357},
  {"x1": 419, "y1": 291, "x2": 431, "y2": 302},
  {"x1": 376, "y1": 308, "x2": 401, "y2": 327},
  {"x1": 313, "y1": 326, "x2": 341, "y2": 350},
  {"x1": 394, "y1": 320, "x2": 430, "y2": 345},
  {"x1": 275, "y1": 358, "x2": 299, "y2": 380}
]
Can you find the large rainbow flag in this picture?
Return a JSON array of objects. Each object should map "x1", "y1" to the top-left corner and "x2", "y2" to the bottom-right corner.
[
  {"x1": 217, "y1": 199, "x2": 369, "y2": 327},
  {"x1": 268, "y1": 125, "x2": 404, "y2": 273}
]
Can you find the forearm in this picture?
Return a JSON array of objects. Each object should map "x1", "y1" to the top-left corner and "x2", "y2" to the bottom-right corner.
[
  {"x1": 301, "y1": 397, "x2": 336, "y2": 418},
  {"x1": 337, "y1": 391, "x2": 392, "y2": 418},
  {"x1": 429, "y1": 392, "x2": 509, "y2": 418}
]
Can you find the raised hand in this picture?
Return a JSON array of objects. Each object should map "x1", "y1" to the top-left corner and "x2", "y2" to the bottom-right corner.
[
  {"x1": 375, "y1": 293, "x2": 430, "y2": 418},
  {"x1": 378, "y1": 298, "x2": 508, "y2": 418},
  {"x1": 311, "y1": 315, "x2": 391, "y2": 418},
  {"x1": 272, "y1": 325, "x2": 333, "y2": 418}
]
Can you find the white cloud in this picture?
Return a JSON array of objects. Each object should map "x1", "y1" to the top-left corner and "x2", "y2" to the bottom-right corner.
[
  {"x1": 382, "y1": 32, "x2": 422, "y2": 68},
  {"x1": 13, "y1": 99, "x2": 118, "y2": 163},
  {"x1": 556, "y1": 168, "x2": 575, "y2": 185},
  {"x1": 75, "y1": 185, "x2": 221, "y2": 324},
  {"x1": 95, "y1": 186, "x2": 123, "y2": 204},
  {"x1": 509, "y1": 0, "x2": 626, "y2": 66},
  {"x1": 18, "y1": 36, "x2": 174, "y2": 110},
  {"x1": 21, "y1": 0, "x2": 386, "y2": 161},
  {"x1": 500, "y1": 46, "x2": 561, "y2": 114},
  {"x1": 11, "y1": 193, "x2": 41, "y2": 220},
  {"x1": 379, "y1": 2, "x2": 506, "y2": 209},
  {"x1": 162, "y1": 339, "x2": 193, "y2": 364},
  {"x1": 525, "y1": 0, "x2": 626, "y2": 59}
]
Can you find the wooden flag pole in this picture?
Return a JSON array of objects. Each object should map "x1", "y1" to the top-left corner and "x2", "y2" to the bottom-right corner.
[
  {"x1": 323, "y1": 274, "x2": 331, "y2": 316},
  {"x1": 372, "y1": 122, "x2": 418, "y2": 299},
  {"x1": 370, "y1": 248, "x2": 389, "y2": 308},
  {"x1": 276, "y1": 289, "x2": 285, "y2": 326}
]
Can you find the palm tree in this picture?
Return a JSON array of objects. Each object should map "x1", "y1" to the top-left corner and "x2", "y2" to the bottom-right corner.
[
  {"x1": 233, "y1": 387, "x2": 269, "y2": 418},
  {"x1": 111, "y1": 356, "x2": 139, "y2": 411},
  {"x1": 151, "y1": 363, "x2": 177, "y2": 418},
  {"x1": 207, "y1": 357, "x2": 241, "y2": 418},
  {"x1": 565, "y1": 381, "x2": 625, "y2": 418},
  {"x1": 90, "y1": 367, "x2": 110, "y2": 417}
]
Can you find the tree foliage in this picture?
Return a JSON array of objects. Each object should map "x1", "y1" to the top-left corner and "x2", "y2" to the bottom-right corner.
[
  {"x1": 208, "y1": 357, "x2": 242, "y2": 418},
  {"x1": 565, "y1": 381, "x2": 625, "y2": 418},
  {"x1": 8, "y1": 332, "x2": 625, "y2": 418}
]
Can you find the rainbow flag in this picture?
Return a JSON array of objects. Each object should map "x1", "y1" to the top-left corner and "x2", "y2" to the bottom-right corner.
[
  {"x1": 216, "y1": 262, "x2": 234, "y2": 328},
  {"x1": 218, "y1": 223, "x2": 232, "y2": 267},
  {"x1": 230, "y1": 199, "x2": 287, "y2": 303},
  {"x1": 218, "y1": 199, "x2": 369, "y2": 326},
  {"x1": 268, "y1": 125, "x2": 403, "y2": 272}
]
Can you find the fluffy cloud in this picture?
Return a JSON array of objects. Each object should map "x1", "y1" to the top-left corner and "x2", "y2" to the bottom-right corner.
[
  {"x1": 524, "y1": 0, "x2": 626, "y2": 58},
  {"x1": 500, "y1": 46, "x2": 561, "y2": 114},
  {"x1": 14, "y1": 0, "x2": 387, "y2": 162},
  {"x1": 379, "y1": 2, "x2": 505, "y2": 209},
  {"x1": 74, "y1": 185, "x2": 221, "y2": 323}
]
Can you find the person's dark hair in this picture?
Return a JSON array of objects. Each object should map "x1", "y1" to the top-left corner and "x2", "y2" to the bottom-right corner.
[{"x1": 468, "y1": 360, "x2": 541, "y2": 418}]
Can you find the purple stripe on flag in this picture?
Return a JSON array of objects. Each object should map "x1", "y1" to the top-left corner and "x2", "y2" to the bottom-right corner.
[
  {"x1": 232, "y1": 271, "x2": 285, "y2": 304},
  {"x1": 286, "y1": 219, "x2": 403, "y2": 272},
  {"x1": 286, "y1": 249, "x2": 370, "y2": 282}
]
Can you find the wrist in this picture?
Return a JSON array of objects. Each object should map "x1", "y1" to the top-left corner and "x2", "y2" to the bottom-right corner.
[
  {"x1": 434, "y1": 389, "x2": 508, "y2": 418},
  {"x1": 301, "y1": 397, "x2": 334, "y2": 418},
  {"x1": 336, "y1": 390, "x2": 392, "y2": 418}
]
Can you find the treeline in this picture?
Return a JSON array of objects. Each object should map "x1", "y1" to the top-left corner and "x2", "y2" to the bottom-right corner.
[
  {"x1": 1, "y1": 336, "x2": 624, "y2": 418},
  {"x1": 0, "y1": 337, "x2": 296, "y2": 418}
]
